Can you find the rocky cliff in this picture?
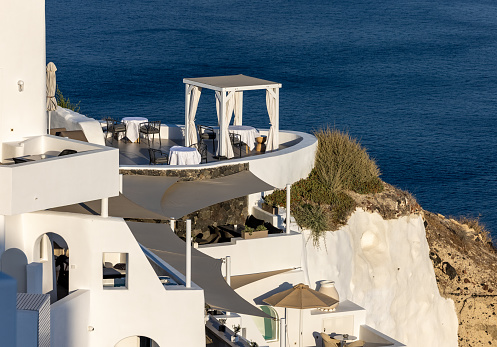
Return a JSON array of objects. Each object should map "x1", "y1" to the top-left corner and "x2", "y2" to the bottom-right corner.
[{"x1": 305, "y1": 182, "x2": 496, "y2": 347}]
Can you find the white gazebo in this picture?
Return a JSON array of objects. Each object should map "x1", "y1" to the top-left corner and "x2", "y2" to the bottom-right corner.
[{"x1": 183, "y1": 74, "x2": 282, "y2": 158}]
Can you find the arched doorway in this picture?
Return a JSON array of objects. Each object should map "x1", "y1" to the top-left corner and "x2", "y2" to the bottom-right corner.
[
  {"x1": 34, "y1": 232, "x2": 70, "y2": 303},
  {"x1": 115, "y1": 336, "x2": 160, "y2": 347},
  {"x1": 253, "y1": 305, "x2": 279, "y2": 342}
]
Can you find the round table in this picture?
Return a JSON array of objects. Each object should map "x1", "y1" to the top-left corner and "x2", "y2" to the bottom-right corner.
[
  {"x1": 168, "y1": 146, "x2": 201, "y2": 165},
  {"x1": 228, "y1": 125, "x2": 260, "y2": 151},
  {"x1": 122, "y1": 117, "x2": 148, "y2": 143}
]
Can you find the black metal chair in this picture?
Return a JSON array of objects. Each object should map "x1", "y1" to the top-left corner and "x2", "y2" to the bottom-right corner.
[
  {"x1": 147, "y1": 148, "x2": 168, "y2": 165},
  {"x1": 139, "y1": 121, "x2": 161, "y2": 147},
  {"x1": 230, "y1": 132, "x2": 243, "y2": 158},
  {"x1": 190, "y1": 141, "x2": 208, "y2": 164},
  {"x1": 58, "y1": 149, "x2": 78, "y2": 156},
  {"x1": 197, "y1": 125, "x2": 216, "y2": 153},
  {"x1": 104, "y1": 117, "x2": 126, "y2": 144}
]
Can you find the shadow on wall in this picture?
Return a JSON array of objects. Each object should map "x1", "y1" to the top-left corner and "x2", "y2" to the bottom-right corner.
[{"x1": 253, "y1": 281, "x2": 294, "y2": 305}]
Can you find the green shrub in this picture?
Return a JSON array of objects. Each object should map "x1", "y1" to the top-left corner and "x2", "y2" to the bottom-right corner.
[
  {"x1": 56, "y1": 86, "x2": 81, "y2": 112},
  {"x1": 292, "y1": 203, "x2": 328, "y2": 246},
  {"x1": 313, "y1": 127, "x2": 382, "y2": 194},
  {"x1": 262, "y1": 126, "x2": 382, "y2": 246},
  {"x1": 255, "y1": 224, "x2": 267, "y2": 231}
]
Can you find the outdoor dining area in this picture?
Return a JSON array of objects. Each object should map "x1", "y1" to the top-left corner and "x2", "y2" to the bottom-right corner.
[{"x1": 102, "y1": 75, "x2": 282, "y2": 166}]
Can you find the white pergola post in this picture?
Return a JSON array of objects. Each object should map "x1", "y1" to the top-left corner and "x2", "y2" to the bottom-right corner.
[
  {"x1": 286, "y1": 183, "x2": 291, "y2": 234},
  {"x1": 186, "y1": 219, "x2": 192, "y2": 288},
  {"x1": 170, "y1": 219, "x2": 175, "y2": 232},
  {"x1": 275, "y1": 87, "x2": 280, "y2": 149},
  {"x1": 219, "y1": 90, "x2": 226, "y2": 157},
  {"x1": 101, "y1": 198, "x2": 108, "y2": 218},
  {"x1": 185, "y1": 84, "x2": 191, "y2": 146}
]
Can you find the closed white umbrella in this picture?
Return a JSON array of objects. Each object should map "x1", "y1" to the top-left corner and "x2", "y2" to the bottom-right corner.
[{"x1": 46, "y1": 62, "x2": 57, "y2": 134}]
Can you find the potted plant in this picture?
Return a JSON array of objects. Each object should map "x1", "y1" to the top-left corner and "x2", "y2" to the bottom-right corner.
[
  {"x1": 218, "y1": 318, "x2": 226, "y2": 332},
  {"x1": 231, "y1": 324, "x2": 241, "y2": 342},
  {"x1": 241, "y1": 224, "x2": 268, "y2": 240}
]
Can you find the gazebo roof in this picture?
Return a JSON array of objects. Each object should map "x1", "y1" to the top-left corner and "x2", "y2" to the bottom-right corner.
[{"x1": 183, "y1": 74, "x2": 281, "y2": 91}]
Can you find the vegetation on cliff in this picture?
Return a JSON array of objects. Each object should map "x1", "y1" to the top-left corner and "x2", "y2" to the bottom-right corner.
[{"x1": 264, "y1": 127, "x2": 383, "y2": 244}]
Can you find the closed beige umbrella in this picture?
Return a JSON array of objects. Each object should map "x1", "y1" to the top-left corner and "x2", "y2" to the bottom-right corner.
[
  {"x1": 264, "y1": 283, "x2": 338, "y2": 347},
  {"x1": 46, "y1": 62, "x2": 57, "y2": 134}
]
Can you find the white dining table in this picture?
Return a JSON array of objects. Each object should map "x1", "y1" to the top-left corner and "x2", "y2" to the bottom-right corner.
[
  {"x1": 121, "y1": 116, "x2": 148, "y2": 143},
  {"x1": 228, "y1": 125, "x2": 260, "y2": 151},
  {"x1": 168, "y1": 146, "x2": 201, "y2": 165}
]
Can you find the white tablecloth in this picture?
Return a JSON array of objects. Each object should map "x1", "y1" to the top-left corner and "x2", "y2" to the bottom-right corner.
[
  {"x1": 168, "y1": 146, "x2": 201, "y2": 165},
  {"x1": 228, "y1": 125, "x2": 260, "y2": 151},
  {"x1": 122, "y1": 117, "x2": 148, "y2": 143}
]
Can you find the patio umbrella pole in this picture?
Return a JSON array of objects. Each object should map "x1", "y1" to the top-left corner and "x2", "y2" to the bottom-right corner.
[{"x1": 299, "y1": 309, "x2": 303, "y2": 347}]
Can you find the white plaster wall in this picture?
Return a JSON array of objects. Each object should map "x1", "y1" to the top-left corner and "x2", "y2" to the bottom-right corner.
[
  {"x1": 0, "y1": 0, "x2": 46, "y2": 143},
  {"x1": 303, "y1": 209, "x2": 458, "y2": 347},
  {"x1": 19, "y1": 211, "x2": 205, "y2": 347},
  {"x1": 51, "y1": 289, "x2": 90, "y2": 347},
  {"x1": 199, "y1": 232, "x2": 302, "y2": 276}
]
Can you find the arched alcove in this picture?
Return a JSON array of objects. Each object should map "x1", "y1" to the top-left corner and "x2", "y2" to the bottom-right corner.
[
  {"x1": 253, "y1": 305, "x2": 279, "y2": 342},
  {"x1": 115, "y1": 335, "x2": 160, "y2": 347},
  {"x1": 0, "y1": 248, "x2": 28, "y2": 292}
]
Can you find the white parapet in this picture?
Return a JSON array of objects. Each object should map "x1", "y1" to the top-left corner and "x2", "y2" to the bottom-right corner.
[{"x1": 0, "y1": 135, "x2": 119, "y2": 215}]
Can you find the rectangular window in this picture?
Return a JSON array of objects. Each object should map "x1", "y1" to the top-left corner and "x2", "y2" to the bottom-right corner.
[{"x1": 102, "y1": 253, "x2": 128, "y2": 289}]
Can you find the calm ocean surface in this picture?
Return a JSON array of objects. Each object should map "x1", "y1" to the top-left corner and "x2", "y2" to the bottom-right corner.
[{"x1": 46, "y1": 0, "x2": 497, "y2": 242}]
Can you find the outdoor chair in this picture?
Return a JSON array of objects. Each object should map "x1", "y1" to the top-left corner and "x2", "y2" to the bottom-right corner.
[
  {"x1": 320, "y1": 333, "x2": 340, "y2": 347},
  {"x1": 147, "y1": 148, "x2": 168, "y2": 165},
  {"x1": 229, "y1": 132, "x2": 243, "y2": 158},
  {"x1": 139, "y1": 120, "x2": 161, "y2": 147},
  {"x1": 105, "y1": 117, "x2": 126, "y2": 144},
  {"x1": 197, "y1": 125, "x2": 216, "y2": 153},
  {"x1": 190, "y1": 142, "x2": 208, "y2": 163}
]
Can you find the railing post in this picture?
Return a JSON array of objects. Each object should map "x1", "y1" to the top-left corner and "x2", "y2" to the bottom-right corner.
[
  {"x1": 286, "y1": 184, "x2": 291, "y2": 234},
  {"x1": 101, "y1": 198, "x2": 108, "y2": 218},
  {"x1": 186, "y1": 219, "x2": 191, "y2": 288},
  {"x1": 226, "y1": 256, "x2": 231, "y2": 286}
]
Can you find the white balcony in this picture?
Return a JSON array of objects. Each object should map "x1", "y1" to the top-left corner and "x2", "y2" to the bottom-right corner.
[{"x1": 0, "y1": 135, "x2": 119, "y2": 215}]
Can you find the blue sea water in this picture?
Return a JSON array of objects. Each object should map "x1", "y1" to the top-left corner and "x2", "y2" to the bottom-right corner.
[{"x1": 46, "y1": 0, "x2": 497, "y2": 242}]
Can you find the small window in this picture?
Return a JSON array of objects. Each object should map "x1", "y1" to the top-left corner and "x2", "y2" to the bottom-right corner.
[{"x1": 103, "y1": 253, "x2": 128, "y2": 289}]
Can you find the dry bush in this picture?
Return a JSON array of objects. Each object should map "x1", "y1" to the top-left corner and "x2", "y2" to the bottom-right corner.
[
  {"x1": 313, "y1": 127, "x2": 383, "y2": 194},
  {"x1": 456, "y1": 215, "x2": 493, "y2": 245}
]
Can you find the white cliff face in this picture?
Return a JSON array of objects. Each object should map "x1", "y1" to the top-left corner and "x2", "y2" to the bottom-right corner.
[{"x1": 303, "y1": 208, "x2": 458, "y2": 347}]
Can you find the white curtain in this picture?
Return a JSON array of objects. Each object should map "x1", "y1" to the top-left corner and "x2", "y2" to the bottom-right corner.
[
  {"x1": 216, "y1": 91, "x2": 235, "y2": 158},
  {"x1": 233, "y1": 91, "x2": 243, "y2": 125},
  {"x1": 266, "y1": 88, "x2": 277, "y2": 151},
  {"x1": 187, "y1": 86, "x2": 202, "y2": 146}
]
